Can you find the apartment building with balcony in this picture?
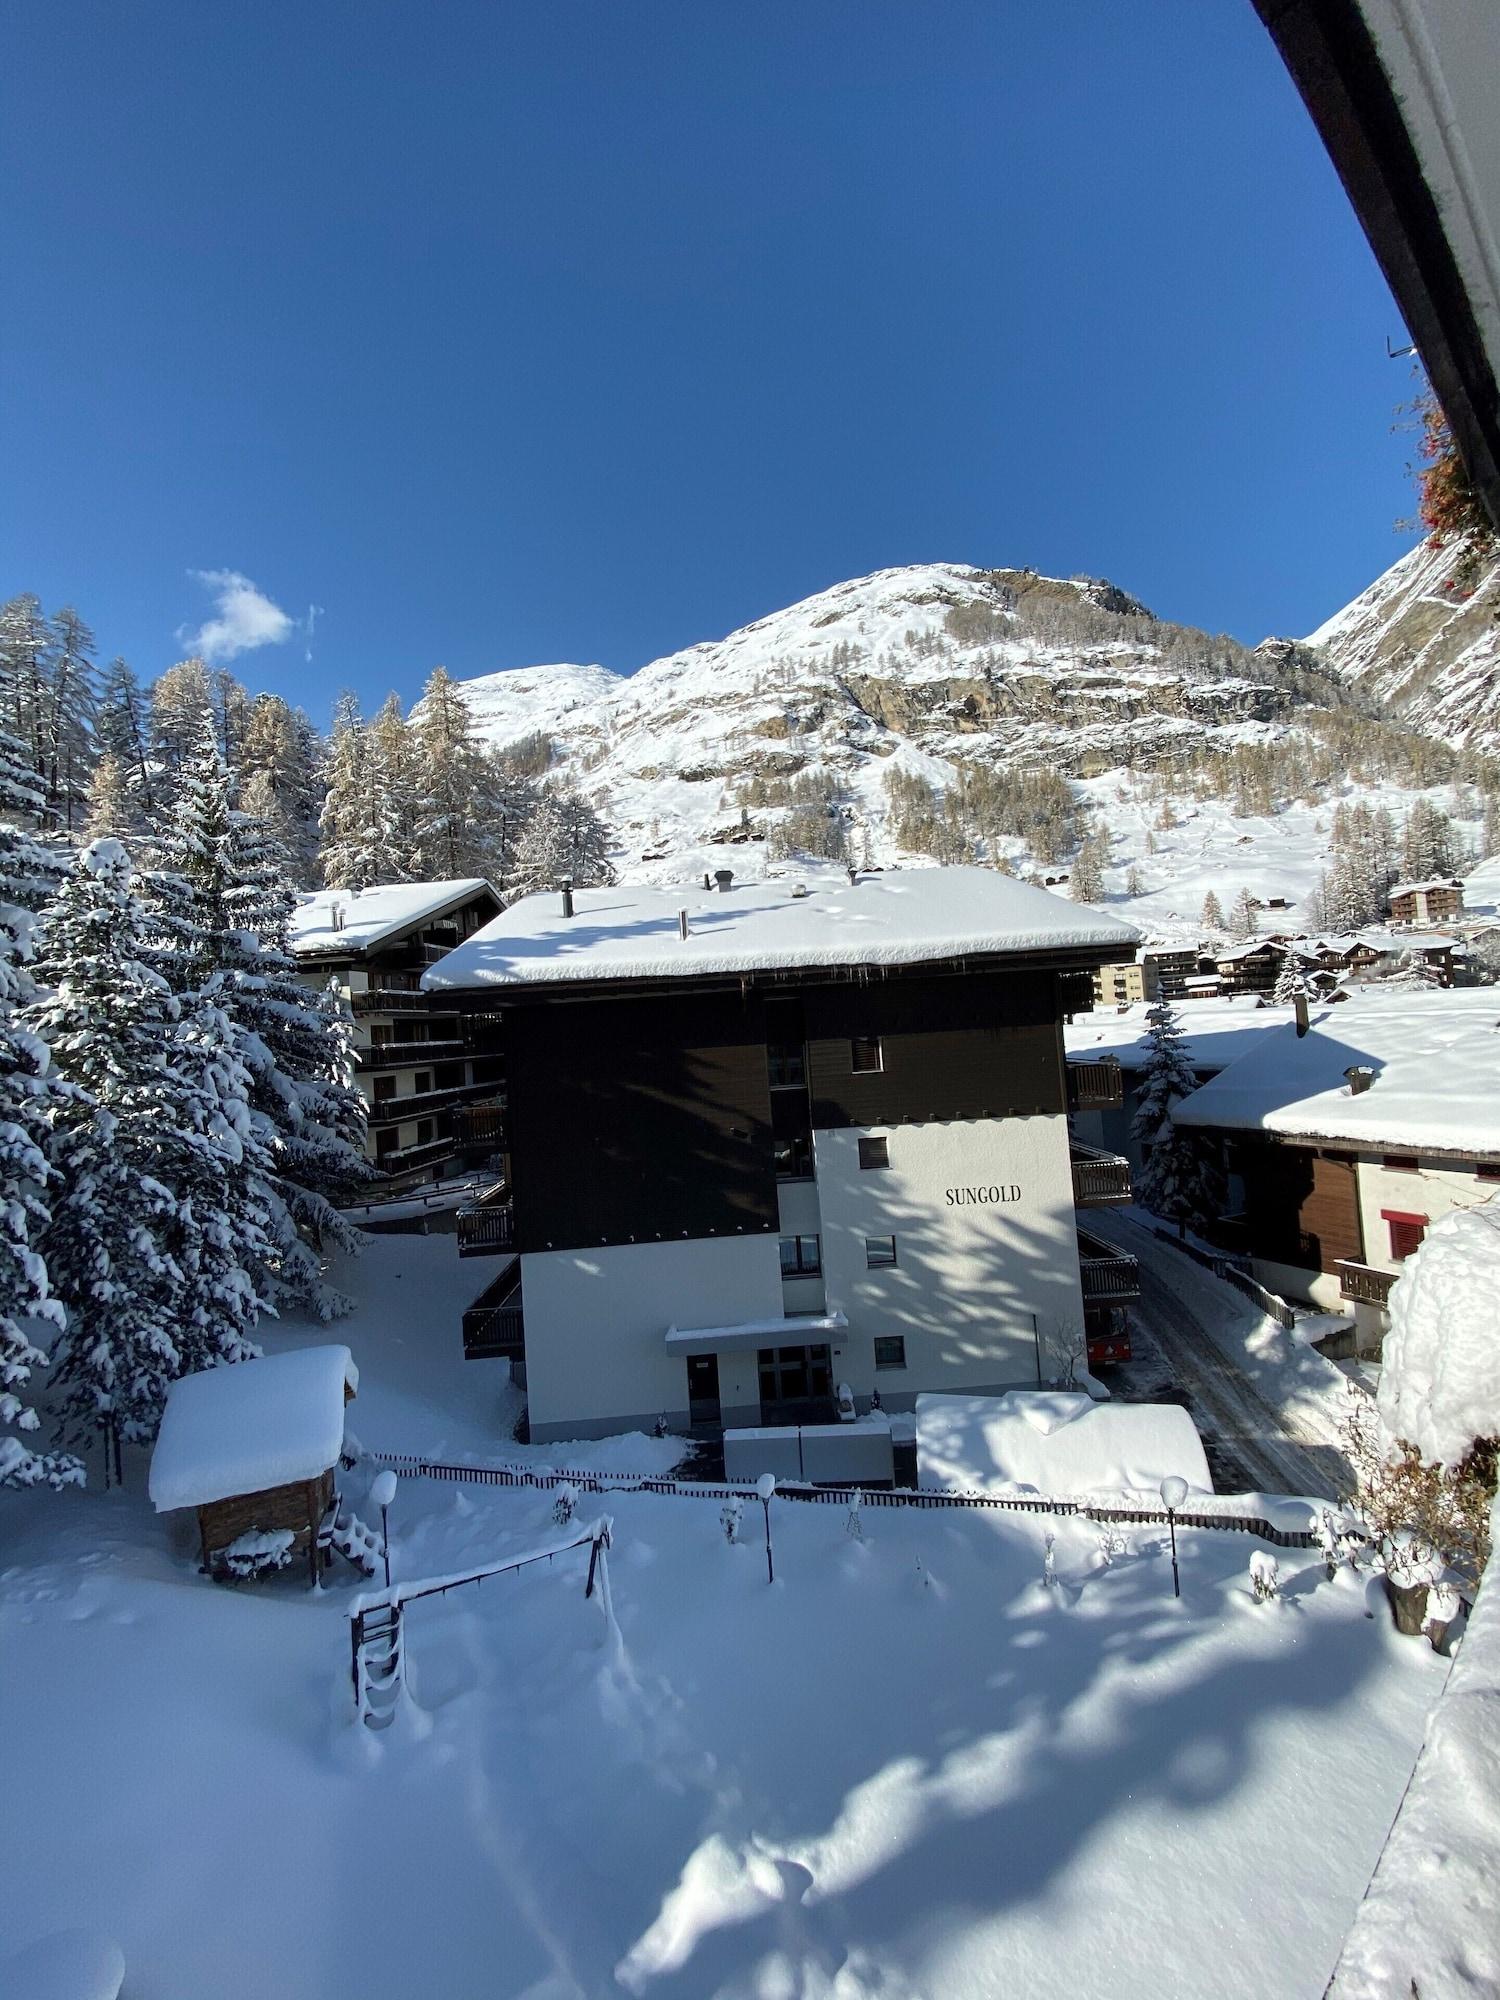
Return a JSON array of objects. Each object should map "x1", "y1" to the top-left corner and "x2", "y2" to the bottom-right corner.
[
  {"x1": 1388, "y1": 878, "x2": 1464, "y2": 928},
  {"x1": 423, "y1": 866, "x2": 1140, "y2": 1444},
  {"x1": 291, "y1": 879, "x2": 504, "y2": 1187}
]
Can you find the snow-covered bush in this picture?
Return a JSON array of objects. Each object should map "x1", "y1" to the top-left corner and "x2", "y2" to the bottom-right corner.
[
  {"x1": 1343, "y1": 1391, "x2": 1491, "y2": 1592},
  {"x1": 1042, "y1": 1531, "x2": 1057, "y2": 1589},
  {"x1": 846, "y1": 1489, "x2": 865, "y2": 1542},
  {"x1": 1310, "y1": 1506, "x2": 1364, "y2": 1580},
  {"x1": 1096, "y1": 1526, "x2": 1128, "y2": 1569},
  {"x1": 220, "y1": 1528, "x2": 295, "y2": 1579},
  {"x1": 720, "y1": 1497, "x2": 743, "y2": 1545},
  {"x1": 1248, "y1": 1551, "x2": 1280, "y2": 1603},
  {"x1": 552, "y1": 1481, "x2": 577, "y2": 1527}
]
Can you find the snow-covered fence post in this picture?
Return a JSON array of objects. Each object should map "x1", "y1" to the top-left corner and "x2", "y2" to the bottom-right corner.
[
  {"x1": 370, "y1": 1469, "x2": 397, "y2": 1592},
  {"x1": 757, "y1": 1473, "x2": 776, "y2": 1584},
  {"x1": 1160, "y1": 1475, "x2": 1188, "y2": 1599}
]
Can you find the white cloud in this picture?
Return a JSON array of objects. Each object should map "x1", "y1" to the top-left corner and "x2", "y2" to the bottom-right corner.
[{"x1": 179, "y1": 569, "x2": 295, "y2": 664}]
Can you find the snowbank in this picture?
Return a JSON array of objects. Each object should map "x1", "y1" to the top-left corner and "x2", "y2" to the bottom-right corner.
[
  {"x1": 422, "y1": 866, "x2": 1139, "y2": 992},
  {"x1": 149, "y1": 1346, "x2": 357, "y2": 1512},
  {"x1": 1328, "y1": 1499, "x2": 1500, "y2": 1999},
  {"x1": 1379, "y1": 1199, "x2": 1500, "y2": 1467},
  {"x1": 916, "y1": 1390, "x2": 1211, "y2": 1498}
]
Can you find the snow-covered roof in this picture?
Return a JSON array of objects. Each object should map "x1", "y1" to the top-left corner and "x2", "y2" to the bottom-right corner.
[
  {"x1": 1388, "y1": 877, "x2": 1462, "y2": 899},
  {"x1": 665, "y1": 1312, "x2": 848, "y2": 1355},
  {"x1": 1066, "y1": 998, "x2": 1292, "y2": 1074},
  {"x1": 291, "y1": 880, "x2": 495, "y2": 957},
  {"x1": 149, "y1": 1346, "x2": 358, "y2": 1512},
  {"x1": 422, "y1": 867, "x2": 1139, "y2": 993},
  {"x1": 915, "y1": 1391, "x2": 1212, "y2": 1498},
  {"x1": 1171, "y1": 990, "x2": 1500, "y2": 1156}
]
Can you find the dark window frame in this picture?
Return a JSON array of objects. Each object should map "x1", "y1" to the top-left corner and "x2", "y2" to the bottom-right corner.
[
  {"x1": 865, "y1": 1234, "x2": 897, "y2": 1269},
  {"x1": 779, "y1": 1234, "x2": 822, "y2": 1278},
  {"x1": 873, "y1": 1335, "x2": 906, "y2": 1370},
  {"x1": 850, "y1": 1035, "x2": 883, "y2": 1074},
  {"x1": 858, "y1": 1135, "x2": 890, "y2": 1171}
]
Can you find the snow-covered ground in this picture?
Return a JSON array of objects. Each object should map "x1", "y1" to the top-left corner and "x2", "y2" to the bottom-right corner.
[{"x1": 0, "y1": 1234, "x2": 1452, "y2": 1999}]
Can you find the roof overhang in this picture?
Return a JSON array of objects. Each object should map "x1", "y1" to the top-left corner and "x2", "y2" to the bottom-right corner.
[
  {"x1": 1255, "y1": 0, "x2": 1500, "y2": 532},
  {"x1": 665, "y1": 1312, "x2": 849, "y2": 1356}
]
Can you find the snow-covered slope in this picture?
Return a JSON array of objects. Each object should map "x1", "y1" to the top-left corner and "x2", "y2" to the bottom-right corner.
[
  {"x1": 456, "y1": 563, "x2": 1355, "y2": 887},
  {"x1": 1310, "y1": 536, "x2": 1500, "y2": 749}
]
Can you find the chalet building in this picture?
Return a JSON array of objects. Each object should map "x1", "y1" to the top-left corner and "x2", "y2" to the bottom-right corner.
[
  {"x1": 291, "y1": 880, "x2": 505, "y2": 1187},
  {"x1": 1388, "y1": 878, "x2": 1464, "y2": 927},
  {"x1": 423, "y1": 867, "x2": 1141, "y2": 1444},
  {"x1": 1171, "y1": 991, "x2": 1500, "y2": 1353},
  {"x1": 1140, "y1": 944, "x2": 1201, "y2": 1001},
  {"x1": 1213, "y1": 939, "x2": 1289, "y2": 997}
]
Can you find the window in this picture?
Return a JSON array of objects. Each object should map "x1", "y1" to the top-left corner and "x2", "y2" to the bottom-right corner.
[
  {"x1": 1382, "y1": 1155, "x2": 1419, "y2": 1173},
  {"x1": 413, "y1": 1072, "x2": 433, "y2": 1096},
  {"x1": 1478, "y1": 1163, "x2": 1500, "y2": 1182},
  {"x1": 774, "y1": 1133, "x2": 814, "y2": 1181},
  {"x1": 850, "y1": 1036, "x2": 883, "y2": 1074},
  {"x1": 375, "y1": 1127, "x2": 398, "y2": 1157},
  {"x1": 865, "y1": 1235, "x2": 897, "y2": 1269},
  {"x1": 373, "y1": 1075, "x2": 396, "y2": 1103},
  {"x1": 767, "y1": 1045, "x2": 806, "y2": 1090},
  {"x1": 873, "y1": 1335, "x2": 906, "y2": 1370},
  {"x1": 858, "y1": 1135, "x2": 890, "y2": 1171},
  {"x1": 779, "y1": 1235, "x2": 822, "y2": 1278},
  {"x1": 1383, "y1": 1210, "x2": 1428, "y2": 1261}
]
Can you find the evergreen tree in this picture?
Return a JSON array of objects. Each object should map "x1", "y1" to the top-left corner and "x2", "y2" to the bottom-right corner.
[
  {"x1": 1399, "y1": 798, "x2": 1460, "y2": 885},
  {"x1": 1130, "y1": 1000, "x2": 1223, "y2": 1237},
  {"x1": 1200, "y1": 889, "x2": 1226, "y2": 931},
  {"x1": 238, "y1": 694, "x2": 321, "y2": 882},
  {"x1": 143, "y1": 728, "x2": 369, "y2": 1318},
  {"x1": 82, "y1": 751, "x2": 136, "y2": 841},
  {"x1": 1229, "y1": 886, "x2": 1259, "y2": 938},
  {"x1": 43, "y1": 607, "x2": 98, "y2": 829},
  {"x1": 410, "y1": 667, "x2": 494, "y2": 879},
  {"x1": 1070, "y1": 833, "x2": 1105, "y2": 903},
  {"x1": 1272, "y1": 957, "x2": 1308, "y2": 1005},
  {"x1": 318, "y1": 693, "x2": 386, "y2": 891},
  {"x1": 149, "y1": 658, "x2": 216, "y2": 801},
  {"x1": 0, "y1": 734, "x2": 79, "y2": 1488},
  {"x1": 367, "y1": 694, "x2": 421, "y2": 879},
  {"x1": 0, "y1": 594, "x2": 53, "y2": 784},
  {"x1": 508, "y1": 786, "x2": 614, "y2": 901},
  {"x1": 211, "y1": 668, "x2": 252, "y2": 772},
  {"x1": 1125, "y1": 863, "x2": 1145, "y2": 896},
  {"x1": 96, "y1": 657, "x2": 156, "y2": 816}
]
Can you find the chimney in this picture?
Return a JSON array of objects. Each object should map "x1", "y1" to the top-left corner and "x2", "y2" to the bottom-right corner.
[
  {"x1": 847, "y1": 863, "x2": 858, "y2": 885},
  {"x1": 1344, "y1": 1064, "x2": 1375, "y2": 1095},
  {"x1": 714, "y1": 869, "x2": 733, "y2": 894},
  {"x1": 1294, "y1": 991, "x2": 1309, "y2": 1037},
  {"x1": 560, "y1": 876, "x2": 574, "y2": 919},
  {"x1": 703, "y1": 872, "x2": 711, "y2": 891},
  {"x1": 679, "y1": 909, "x2": 689, "y2": 940},
  {"x1": 330, "y1": 902, "x2": 344, "y2": 933}
]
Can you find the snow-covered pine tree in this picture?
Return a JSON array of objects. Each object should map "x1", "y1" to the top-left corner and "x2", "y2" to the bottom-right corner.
[
  {"x1": 1070, "y1": 833, "x2": 1105, "y2": 903},
  {"x1": 96, "y1": 656, "x2": 156, "y2": 816},
  {"x1": 0, "y1": 594, "x2": 53, "y2": 784},
  {"x1": 211, "y1": 668, "x2": 252, "y2": 773},
  {"x1": 410, "y1": 667, "x2": 494, "y2": 880},
  {"x1": 149, "y1": 657, "x2": 216, "y2": 804},
  {"x1": 1200, "y1": 889, "x2": 1225, "y2": 931},
  {"x1": 41, "y1": 608, "x2": 97, "y2": 831},
  {"x1": 0, "y1": 732, "x2": 79, "y2": 1489},
  {"x1": 367, "y1": 694, "x2": 421, "y2": 880},
  {"x1": 1229, "y1": 886, "x2": 1259, "y2": 939},
  {"x1": 238, "y1": 694, "x2": 321, "y2": 883},
  {"x1": 1272, "y1": 956, "x2": 1308, "y2": 1005},
  {"x1": 1125, "y1": 863, "x2": 1145, "y2": 896},
  {"x1": 83, "y1": 751, "x2": 136, "y2": 841},
  {"x1": 1130, "y1": 999, "x2": 1223, "y2": 1238},
  {"x1": 507, "y1": 786, "x2": 615, "y2": 902},
  {"x1": 318, "y1": 693, "x2": 386, "y2": 892},
  {"x1": 144, "y1": 727, "x2": 369, "y2": 1318}
]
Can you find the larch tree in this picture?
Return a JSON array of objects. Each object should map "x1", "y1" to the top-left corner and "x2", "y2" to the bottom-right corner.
[
  {"x1": 42, "y1": 607, "x2": 98, "y2": 830},
  {"x1": 1229, "y1": 886, "x2": 1259, "y2": 939},
  {"x1": 319, "y1": 693, "x2": 387, "y2": 892},
  {"x1": 149, "y1": 658, "x2": 216, "y2": 803},
  {"x1": 96, "y1": 657, "x2": 157, "y2": 818},
  {"x1": 1069, "y1": 833, "x2": 1106, "y2": 904},
  {"x1": 239, "y1": 693, "x2": 321, "y2": 882},
  {"x1": 1129, "y1": 1000, "x2": 1223, "y2": 1239},
  {"x1": 367, "y1": 694, "x2": 421, "y2": 880},
  {"x1": 0, "y1": 733, "x2": 79, "y2": 1489},
  {"x1": 83, "y1": 751, "x2": 136, "y2": 841},
  {"x1": 410, "y1": 667, "x2": 493, "y2": 880},
  {"x1": 0, "y1": 594, "x2": 53, "y2": 782},
  {"x1": 507, "y1": 786, "x2": 614, "y2": 902},
  {"x1": 1200, "y1": 889, "x2": 1225, "y2": 932}
]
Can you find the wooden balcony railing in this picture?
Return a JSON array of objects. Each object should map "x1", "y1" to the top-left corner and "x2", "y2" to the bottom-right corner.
[
  {"x1": 457, "y1": 1187, "x2": 515, "y2": 1256},
  {"x1": 1067, "y1": 1056, "x2": 1124, "y2": 1111},
  {"x1": 462, "y1": 1265, "x2": 524, "y2": 1360},
  {"x1": 376, "y1": 1135, "x2": 458, "y2": 1176},
  {"x1": 454, "y1": 1102, "x2": 506, "y2": 1147},
  {"x1": 1070, "y1": 1142, "x2": 1132, "y2": 1206},
  {"x1": 1077, "y1": 1229, "x2": 1140, "y2": 1304},
  {"x1": 1336, "y1": 1260, "x2": 1397, "y2": 1308},
  {"x1": 351, "y1": 989, "x2": 430, "y2": 1015},
  {"x1": 357, "y1": 1038, "x2": 469, "y2": 1071}
]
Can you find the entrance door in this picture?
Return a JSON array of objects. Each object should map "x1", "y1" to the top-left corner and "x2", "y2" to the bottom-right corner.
[
  {"x1": 686, "y1": 1353, "x2": 721, "y2": 1427},
  {"x1": 757, "y1": 1344, "x2": 834, "y2": 1424}
]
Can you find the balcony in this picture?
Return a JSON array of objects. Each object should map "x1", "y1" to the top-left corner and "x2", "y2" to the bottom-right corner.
[
  {"x1": 367, "y1": 1085, "x2": 470, "y2": 1126},
  {"x1": 1077, "y1": 1228, "x2": 1140, "y2": 1304},
  {"x1": 375, "y1": 1135, "x2": 457, "y2": 1177},
  {"x1": 357, "y1": 1038, "x2": 468, "y2": 1071},
  {"x1": 351, "y1": 988, "x2": 431, "y2": 1015},
  {"x1": 454, "y1": 1101, "x2": 506, "y2": 1149},
  {"x1": 1067, "y1": 1056, "x2": 1124, "y2": 1112},
  {"x1": 457, "y1": 1184, "x2": 515, "y2": 1256},
  {"x1": 1070, "y1": 1140, "x2": 1132, "y2": 1207},
  {"x1": 1336, "y1": 1260, "x2": 1397, "y2": 1309},
  {"x1": 462, "y1": 1263, "x2": 524, "y2": 1361}
]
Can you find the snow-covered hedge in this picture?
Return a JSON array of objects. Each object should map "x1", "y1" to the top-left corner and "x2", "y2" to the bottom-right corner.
[{"x1": 1379, "y1": 1199, "x2": 1500, "y2": 1469}]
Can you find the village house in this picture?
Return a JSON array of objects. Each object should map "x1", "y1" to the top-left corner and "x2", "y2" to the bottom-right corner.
[
  {"x1": 1171, "y1": 989, "x2": 1500, "y2": 1352},
  {"x1": 1387, "y1": 877, "x2": 1464, "y2": 927},
  {"x1": 1090, "y1": 951, "x2": 1159, "y2": 1009},
  {"x1": 1212, "y1": 938, "x2": 1290, "y2": 997},
  {"x1": 1139, "y1": 943, "x2": 1202, "y2": 1000},
  {"x1": 422, "y1": 867, "x2": 1141, "y2": 1444},
  {"x1": 291, "y1": 880, "x2": 504, "y2": 1186}
]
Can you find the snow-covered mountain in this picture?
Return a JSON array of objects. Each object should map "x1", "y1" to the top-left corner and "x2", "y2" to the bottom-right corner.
[
  {"x1": 1310, "y1": 537, "x2": 1500, "y2": 749},
  {"x1": 456, "y1": 562, "x2": 1353, "y2": 884}
]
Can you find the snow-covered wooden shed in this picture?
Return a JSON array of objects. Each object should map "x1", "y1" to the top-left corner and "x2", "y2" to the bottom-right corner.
[{"x1": 148, "y1": 1347, "x2": 358, "y2": 1586}]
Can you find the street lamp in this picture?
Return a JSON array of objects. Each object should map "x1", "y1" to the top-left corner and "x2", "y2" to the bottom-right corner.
[
  {"x1": 1160, "y1": 1474, "x2": 1188, "y2": 1599},
  {"x1": 757, "y1": 1472, "x2": 777, "y2": 1585},
  {"x1": 371, "y1": 1468, "x2": 398, "y2": 1591}
]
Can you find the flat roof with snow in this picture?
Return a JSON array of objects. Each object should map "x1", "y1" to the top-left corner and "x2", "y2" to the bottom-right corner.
[
  {"x1": 149, "y1": 1346, "x2": 358, "y2": 1513},
  {"x1": 422, "y1": 867, "x2": 1139, "y2": 995},
  {"x1": 291, "y1": 880, "x2": 495, "y2": 957},
  {"x1": 1066, "y1": 998, "x2": 1292, "y2": 1074},
  {"x1": 1171, "y1": 990, "x2": 1500, "y2": 1158},
  {"x1": 916, "y1": 1391, "x2": 1212, "y2": 1498}
]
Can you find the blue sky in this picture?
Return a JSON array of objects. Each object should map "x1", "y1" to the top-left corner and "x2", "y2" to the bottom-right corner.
[{"x1": 2, "y1": 1, "x2": 1418, "y2": 722}]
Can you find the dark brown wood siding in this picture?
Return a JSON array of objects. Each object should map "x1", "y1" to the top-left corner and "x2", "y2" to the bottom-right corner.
[
  {"x1": 506, "y1": 990, "x2": 778, "y2": 1253},
  {"x1": 1241, "y1": 1141, "x2": 1364, "y2": 1275},
  {"x1": 803, "y1": 971, "x2": 1064, "y2": 1128}
]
